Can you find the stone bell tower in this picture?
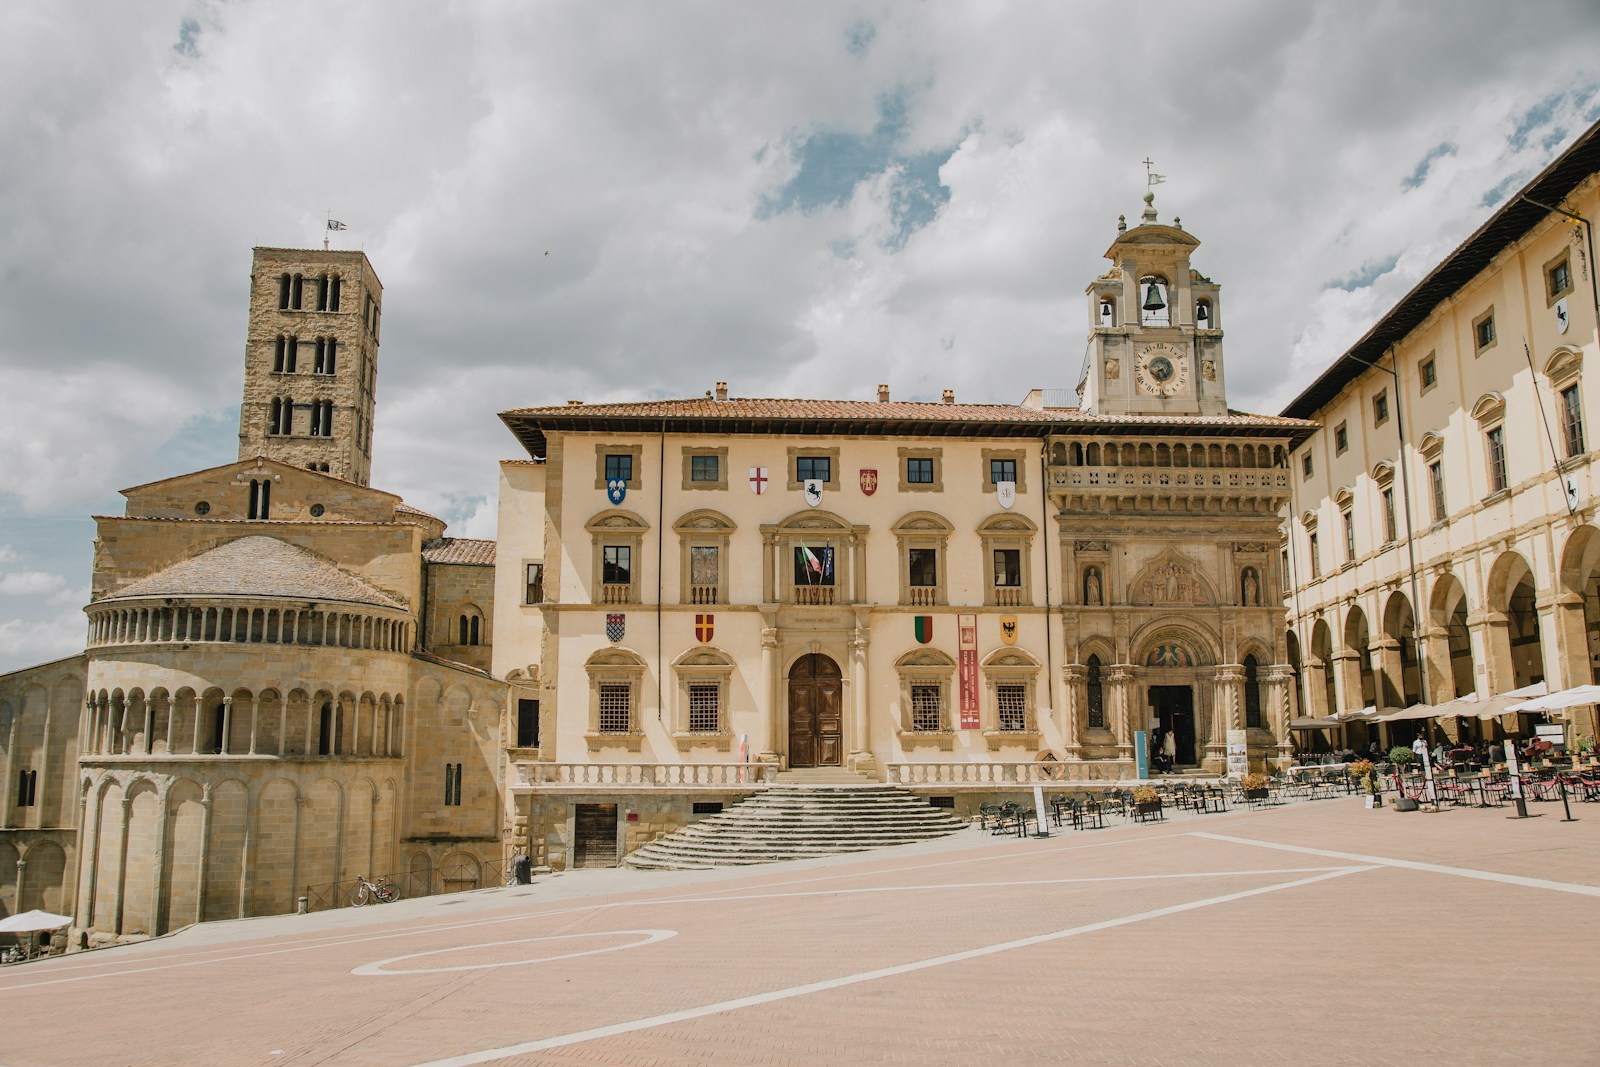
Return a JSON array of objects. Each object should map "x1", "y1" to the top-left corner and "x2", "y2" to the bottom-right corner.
[
  {"x1": 238, "y1": 247, "x2": 381, "y2": 485},
  {"x1": 1078, "y1": 191, "x2": 1227, "y2": 417}
]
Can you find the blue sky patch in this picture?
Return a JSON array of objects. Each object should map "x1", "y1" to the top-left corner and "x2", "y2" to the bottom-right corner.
[
  {"x1": 1327, "y1": 253, "x2": 1399, "y2": 292},
  {"x1": 758, "y1": 89, "x2": 955, "y2": 248},
  {"x1": 1402, "y1": 142, "x2": 1455, "y2": 189},
  {"x1": 846, "y1": 20, "x2": 876, "y2": 56},
  {"x1": 174, "y1": 17, "x2": 201, "y2": 58}
]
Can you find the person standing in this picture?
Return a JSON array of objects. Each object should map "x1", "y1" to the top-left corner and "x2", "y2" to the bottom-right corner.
[{"x1": 1162, "y1": 729, "x2": 1178, "y2": 769}]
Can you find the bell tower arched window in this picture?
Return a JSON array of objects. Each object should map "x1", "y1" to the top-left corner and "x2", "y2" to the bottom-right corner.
[{"x1": 1139, "y1": 275, "x2": 1170, "y2": 327}]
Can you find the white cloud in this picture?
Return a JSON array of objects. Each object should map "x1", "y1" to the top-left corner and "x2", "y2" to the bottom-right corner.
[
  {"x1": 0, "y1": 605, "x2": 85, "y2": 669},
  {"x1": 0, "y1": 570, "x2": 67, "y2": 596},
  {"x1": 0, "y1": 546, "x2": 15, "y2": 564}
]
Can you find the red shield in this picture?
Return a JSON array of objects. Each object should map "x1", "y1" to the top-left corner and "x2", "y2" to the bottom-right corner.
[
  {"x1": 694, "y1": 613, "x2": 714, "y2": 643},
  {"x1": 859, "y1": 469, "x2": 878, "y2": 496}
]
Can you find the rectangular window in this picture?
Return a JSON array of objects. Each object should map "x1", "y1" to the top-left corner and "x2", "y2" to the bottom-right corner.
[
  {"x1": 908, "y1": 548, "x2": 938, "y2": 587},
  {"x1": 524, "y1": 562, "x2": 544, "y2": 605},
  {"x1": 911, "y1": 685, "x2": 943, "y2": 732},
  {"x1": 598, "y1": 684, "x2": 631, "y2": 733},
  {"x1": 602, "y1": 545, "x2": 632, "y2": 586},
  {"x1": 1334, "y1": 422, "x2": 1348, "y2": 455},
  {"x1": 1421, "y1": 356, "x2": 1437, "y2": 390},
  {"x1": 1562, "y1": 384, "x2": 1585, "y2": 458},
  {"x1": 1549, "y1": 257, "x2": 1573, "y2": 301},
  {"x1": 989, "y1": 458, "x2": 1017, "y2": 484},
  {"x1": 1429, "y1": 461, "x2": 1446, "y2": 522},
  {"x1": 1487, "y1": 426, "x2": 1508, "y2": 492},
  {"x1": 688, "y1": 684, "x2": 720, "y2": 733},
  {"x1": 1382, "y1": 488, "x2": 1397, "y2": 545},
  {"x1": 1309, "y1": 532, "x2": 1321, "y2": 579},
  {"x1": 1302, "y1": 453, "x2": 1313, "y2": 478},
  {"x1": 996, "y1": 685, "x2": 1027, "y2": 732},
  {"x1": 444, "y1": 762, "x2": 462, "y2": 806},
  {"x1": 992, "y1": 549, "x2": 1021, "y2": 588},
  {"x1": 906, "y1": 456, "x2": 934, "y2": 484},
  {"x1": 795, "y1": 455, "x2": 831, "y2": 483},
  {"x1": 516, "y1": 698, "x2": 539, "y2": 748},
  {"x1": 689, "y1": 545, "x2": 719, "y2": 589},
  {"x1": 1343, "y1": 510, "x2": 1356, "y2": 563},
  {"x1": 1281, "y1": 549, "x2": 1290, "y2": 595},
  {"x1": 792, "y1": 544, "x2": 835, "y2": 586},
  {"x1": 604, "y1": 454, "x2": 633, "y2": 483},
  {"x1": 1474, "y1": 310, "x2": 1496, "y2": 352},
  {"x1": 689, "y1": 454, "x2": 720, "y2": 482},
  {"x1": 1373, "y1": 390, "x2": 1389, "y2": 426}
]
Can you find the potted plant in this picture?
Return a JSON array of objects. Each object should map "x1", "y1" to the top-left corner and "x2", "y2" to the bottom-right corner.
[
  {"x1": 1239, "y1": 772, "x2": 1270, "y2": 801},
  {"x1": 1349, "y1": 758, "x2": 1381, "y2": 807},
  {"x1": 1132, "y1": 784, "x2": 1161, "y2": 816}
]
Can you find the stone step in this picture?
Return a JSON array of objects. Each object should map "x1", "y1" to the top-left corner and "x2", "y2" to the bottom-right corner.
[{"x1": 624, "y1": 781, "x2": 966, "y2": 870}]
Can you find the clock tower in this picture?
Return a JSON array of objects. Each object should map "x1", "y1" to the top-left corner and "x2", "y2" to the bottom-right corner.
[{"x1": 1078, "y1": 191, "x2": 1227, "y2": 417}]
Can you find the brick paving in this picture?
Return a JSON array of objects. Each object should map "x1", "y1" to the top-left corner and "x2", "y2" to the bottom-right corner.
[{"x1": 1, "y1": 796, "x2": 1595, "y2": 1066}]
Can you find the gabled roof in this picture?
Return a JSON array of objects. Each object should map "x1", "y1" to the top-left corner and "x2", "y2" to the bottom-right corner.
[
  {"x1": 423, "y1": 537, "x2": 497, "y2": 565},
  {"x1": 1282, "y1": 116, "x2": 1600, "y2": 420},
  {"x1": 120, "y1": 455, "x2": 401, "y2": 505},
  {"x1": 500, "y1": 396, "x2": 1313, "y2": 458},
  {"x1": 100, "y1": 536, "x2": 407, "y2": 610}
]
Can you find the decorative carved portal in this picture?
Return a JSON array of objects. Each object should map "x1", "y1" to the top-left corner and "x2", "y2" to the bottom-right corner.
[{"x1": 787, "y1": 653, "x2": 843, "y2": 767}]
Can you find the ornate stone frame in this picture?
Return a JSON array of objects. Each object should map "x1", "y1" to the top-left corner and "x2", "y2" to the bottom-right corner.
[
  {"x1": 786, "y1": 445, "x2": 841, "y2": 491},
  {"x1": 586, "y1": 509, "x2": 648, "y2": 605},
  {"x1": 680, "y1": 446, "x2": 729, "y2": 491},
  {"x1": 894, "y1": 647, "x2": 956, "y2": 750},
  {"x1": 584, "y1": 646, "x2": 645, "y2": 751},
  {"x1": 593, "y1": 442, "x2": 644, "y2": 491},
  {"x1": 897, "y1": 446, "x2": 944, "y2": 493},
  {"x1": 980, "y1": 647, "x2": 1042, "y2": 750},
  {"x1": 671, "y1": 646, "x2": 734, "y2": 751},
  {"x1": 892, "y1": 511, "x2": 952, "y2": 607},
  {"x1": 978, "y1": 513, "x2": 1036, "y2": 607},
  {"x1": 673, "y1": 509, "x2": 734, "y2": 605},
  {"x1": 981, "y1": 447, "x2": 1028, "y2": 494},
  {"x1": 762, "y1": 510, "x2": 864, "y2": 605}
]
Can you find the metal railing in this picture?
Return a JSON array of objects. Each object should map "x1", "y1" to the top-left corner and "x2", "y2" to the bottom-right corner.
[
  {"x1": 302, "y1": 858, "x2": 508, "y2": 913},
  {"x1": 885, "y1": 760, "x2": 1134, "y2": 785}
]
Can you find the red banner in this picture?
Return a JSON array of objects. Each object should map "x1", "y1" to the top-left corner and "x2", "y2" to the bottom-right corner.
[{"x1": 958, "y1": 613, "x2": 979, "y2": 729}]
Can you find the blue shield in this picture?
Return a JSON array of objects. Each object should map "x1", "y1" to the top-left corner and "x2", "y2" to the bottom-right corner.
[
  {"x1": 606, "y1": 614, "x2": 625, "y2": 642},
  {"x1": 607, "y1": 479, "x2": 627, "y2": 505}
]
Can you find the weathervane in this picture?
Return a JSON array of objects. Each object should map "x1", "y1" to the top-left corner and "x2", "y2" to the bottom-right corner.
[{"x1": 1141, "y1": 159, "x2": 1166, "y2": 222}]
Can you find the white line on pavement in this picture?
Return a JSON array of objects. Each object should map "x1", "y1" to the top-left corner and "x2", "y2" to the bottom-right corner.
[
  {"x1": 407, "y1": 866, "x2": 1371, "y2": 1067},
  {"x1": 1191, "y1": 832, "x2": 1600, "y2": 897}
]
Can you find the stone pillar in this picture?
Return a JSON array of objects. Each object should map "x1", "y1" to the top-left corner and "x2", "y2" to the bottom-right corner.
[
  {"x1": 1060, "y1": 664, "x2": 1085, "y2": 758},
  {"x1": 1374, "y1": 636, "x2": 1404, "y2": 708},
  {"x1": 192, "y1": 693, "x2": 204, "y2": 755},
  {"x1": 761, "y1": 532, "x2": 776, "y2": 604},
  {"x1": 1266, "y1": 665, "x2": 1295, "y2": 767},
  {"x1": 112, "y1": 794, "x2": 133, "y2": 935},
  {"x1": 195, "y1": 788, "x2": 213, "y2": 926},
  {"x1": 1420, "y1": 623, "x2": 1455, "y2": 701},
  {"x1": 150, "y1": 788, "x2": 170, "y2": 935},
  {"x1": 220, "y1": 697, "x2": 233, "y2": 755},
  {"x1": 848, "y1": 631, "x2": 874, "y2": 776},
  {"x1": 248, "y1": 694, "x2": 260, "y2": 755},
  {"x1": 1331, "y1": 649, "x2": 1361, "y2": 715},
  {"x1": 1106, "y1": 665, "x2": 1134, "y2": 761},
  {"x1": 759, "y1": 626, "x2": 778, "y2": 762}
]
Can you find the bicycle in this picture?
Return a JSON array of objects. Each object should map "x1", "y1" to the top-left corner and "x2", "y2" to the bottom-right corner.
[{"x1": 350, "y1": 874, "x2": 400, "y2": 907}]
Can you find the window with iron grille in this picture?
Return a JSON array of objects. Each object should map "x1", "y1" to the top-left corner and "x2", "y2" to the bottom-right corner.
[
  {"x1": 996, "y1": 685, "x2": 1028, "y2": 731},
  {"x1": 1086, "y1": 656, "x2": 1104, "y2": 729},
  {"x1": 598, "y1": 684, "x2": 631, "y2": 733},
  {"x1": 911, "y1": 685, "x2": 943, "y2": 731},
  {"x1": 688, "y1": 683, "x2": 720, "y2": 733},
  {"x1": 1562, "y1": 384, "x2": 1585, "y2": 458}
]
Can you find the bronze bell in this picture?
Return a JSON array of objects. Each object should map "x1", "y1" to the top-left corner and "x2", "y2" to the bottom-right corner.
[
  {"x1": 1142, "y1": 282, "x2": 1166, "y2": 311},
  {"x1": 1196, "y1": 302, "x2": 1210, "y2": 324}
]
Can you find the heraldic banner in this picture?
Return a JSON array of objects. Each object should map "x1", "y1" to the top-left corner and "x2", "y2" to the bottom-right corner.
[{"x1": 958, "y1": 612, "x2": 979, "y2": 729}]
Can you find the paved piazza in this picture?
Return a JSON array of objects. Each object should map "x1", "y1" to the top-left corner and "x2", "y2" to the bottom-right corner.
[{"x1": 2, "y1": 798, "x2": 1595, "y2": 1066}]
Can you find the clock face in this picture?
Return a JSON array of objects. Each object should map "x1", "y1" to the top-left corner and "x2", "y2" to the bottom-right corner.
[{"x1": 1135, "y1": 343, "x2": 1189, "y2": 397}]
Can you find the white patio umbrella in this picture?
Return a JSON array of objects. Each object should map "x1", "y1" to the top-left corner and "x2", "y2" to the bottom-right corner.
[
  {"x1": 0, "y1": 910, "x2": 71, "y2": 933},
  {"x1": 1504, "y1": 684, "x2": 1600, "y2": 714}
]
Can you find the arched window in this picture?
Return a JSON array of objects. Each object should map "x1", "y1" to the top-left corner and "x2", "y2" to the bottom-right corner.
[
  {"x1": 1196, "y1": 298, "x2": 1213, "y2": 328},
  {"x1": 290, "y1": 273, "x2": 304, "y2": 310},
  {"x1": 1243, "y1": 654, "x2": 1263, "y2": 728},
  {"x1": 1086, "y1": 655, "x2": 1105, "y2": 729},
  {"x1": 1098, "y1": 298, "x2": 1115, "y2": 327},
  {"x1": 444, "y1": 762, "x2": 463, "y2": 806},
  {"x1": 316, "y1": 273, "x2": 330, "y2": 312},
  {"x1": 1139, "y1": 274, "x2": 1170, "y2": 326},
  {"x1": 248, "y1": 478, "x2": 272, "y2": 520},
  {"x1": 285, "y1": 336, "x2": 298, "y2": 373},
  {"x1": 329, "y1": 275, "x2": 342, "y2": 312},
  {"x1": 318, "y1": 701, "x2": 336, "y2": 755},
  {"x1": 16, "y1": 769, "x2": 37, "y2": 807},
  {"x1": 278, "y1": 273, "x2": 291, "y2": 310},
  {"x1": 274, "y1": 335, "x2": 287, "y2": 372}
]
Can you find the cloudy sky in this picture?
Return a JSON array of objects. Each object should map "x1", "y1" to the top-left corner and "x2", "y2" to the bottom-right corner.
[{"x1": 2, "y1": 1, "x2": 1599, "y2": 671}]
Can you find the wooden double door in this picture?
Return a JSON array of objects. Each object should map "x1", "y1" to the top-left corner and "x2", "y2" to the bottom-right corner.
[{"x1": 787, "y1": 653, "x2": 843, "y2": 767}]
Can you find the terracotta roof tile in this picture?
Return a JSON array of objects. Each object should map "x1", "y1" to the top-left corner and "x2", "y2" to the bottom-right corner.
[
  {"x1": 423, "y1": 538, "x2": 497, "y2": 565},
  {"x1": 502, "y1": 397, "x2": 1064, "y2": 422},
  {"x1": 101, "y1": 536, "x2": 407, "y2": 610}
]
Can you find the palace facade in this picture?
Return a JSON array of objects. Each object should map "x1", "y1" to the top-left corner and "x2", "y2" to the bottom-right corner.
[
  {"x1": 493, "y1": 199, "x2": 1312, "y2": 869},
  {"x1": 1282, "y1": 118, "x2": 1600, "y2": 746}
]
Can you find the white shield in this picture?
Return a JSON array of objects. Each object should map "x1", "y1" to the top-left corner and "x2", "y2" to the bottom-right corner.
[
  {"x1": 748, "y1": 466, "x2": 768, "y2": 494},
  {"x1": 803, "y1": 479, "x2": 823, "y2": 507},
  {"x1": 1556, "y1": 296, "x2": 1570, "y2": 334},
  {"x1": 996, "y1": 481, "x2": 1016, "y2": 509}
]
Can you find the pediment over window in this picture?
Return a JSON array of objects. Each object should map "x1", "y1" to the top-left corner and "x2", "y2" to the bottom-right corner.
[
  {"x1": 891, "y1": 511, "x2": 955, "y2": 535},
  {"x1": 1470, "y1": 392, "x2": 1505, "y2": 424},
  {"x1": 585, "y1": 509, "x2": 650, "y2": 535},
  {"x1": 981, "y1": 647, "x2": 1040, "y2": 670},
  {"x1": 1545, "y1": 346, "x2": 1583, "y2": 386},
  {"x1": 1334, "y1": 486, "x2": 1355, "y2": 509},
  {"x1": 585, "y1": 647, "x2": 645, "y2": 671},
  {"x1": 895, "y1": 648, "x2": 956, "y2": 670},
  {"x1": 672, "y1": 509, "x2": 735, "y2": 534},
  {"x1": 1418, "y1": 431, "x2": 1445, "y2": 458},
  {"x1": 977, "y1": 514, "x2": 1037, "y2": 534},
  {"x1": 1371, "y1": 461, "x2": 1395, "y2": 486},
  {"x1": 770, "y1": 510, "x2": 853, "y2": 533},
  {"x1": 672, "y1": 646, "x2": 733, "y2": 669}
]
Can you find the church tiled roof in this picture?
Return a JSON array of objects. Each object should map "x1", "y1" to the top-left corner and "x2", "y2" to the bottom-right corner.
[
  {"x1": 423, "y1": 538, "x2": 497, "y2": 565},
  {"x1": 101, "y1": 536, "x2": 407, "y2": 610}
]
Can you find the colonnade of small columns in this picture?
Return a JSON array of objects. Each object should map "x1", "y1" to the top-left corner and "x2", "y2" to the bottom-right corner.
[
  {"x1": 81, "y1": 686, "x2": 405, "y2": 759},
  {"x1": 87, "y1": 602, "x2": 409, "y2": 653}
]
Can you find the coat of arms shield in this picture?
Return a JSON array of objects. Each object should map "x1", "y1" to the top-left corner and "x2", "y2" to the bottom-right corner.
[
  {"x1": 1000, "y1": 615, "x2": 1018, "y2": 645},
  {"x1": 913, "y1": 615, "x2": 933, "y2": 644},
  {"x1": 859, "y1": 469, "x2": 878, "y2": 496},
  {"x1": 803, "y1": 479, "x2": 823, "y2": 507},
  {"x1": 694, "y1": 613, "x2": 714, "y2": 643},
  {"x1": 605, "y1": 614, "x2": 625, "y2": 643},
  {"x1": 607, "y1": 479, "x2": 627, "y2": 505},
  {"x1": 996, "y1": 480, "x2": 1016, "y2": 509}
]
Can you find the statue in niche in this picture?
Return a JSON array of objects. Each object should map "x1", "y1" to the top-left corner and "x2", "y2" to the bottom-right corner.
[
  {"x1": 1241, "y1": 567, "x2": 1259, "y2": 606},
  {"x1": 1084, "y1": 566, "x2": 1103, "y2": 606}
]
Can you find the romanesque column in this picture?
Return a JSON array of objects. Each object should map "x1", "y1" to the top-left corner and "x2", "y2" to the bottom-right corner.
[
  {"x1": 195, "y1": 788, "x2": 213, "y2": 926},
  {"x1": 112, "y1": 793, "x2": 133, "y2": 935},
  {"x1": 1060, "y1": 663, "x2": 1085, "y2": 759},
  {"x1": 1105, "y1": 664, "x2": 1133, "y2": 761},
  {"x1": 150, "y1": 788, "x2": 170, "y2": 935},
  {"x1": 849, "y1": 630, "x2": 870, "y2": 772}
]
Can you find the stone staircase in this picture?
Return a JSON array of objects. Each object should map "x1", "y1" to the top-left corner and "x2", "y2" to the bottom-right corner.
[{"x1": 624, "y1": 774, "x2": 967, "y2": 870}]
